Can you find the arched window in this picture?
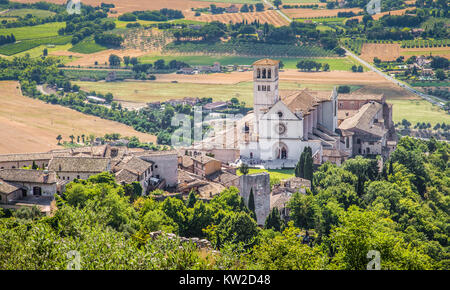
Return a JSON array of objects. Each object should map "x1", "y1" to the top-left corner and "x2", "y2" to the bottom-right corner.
[
  {"x1": 262, "y1": 85, "x2": 266, "y2": 91},
  {"x1": 268, "y1": 69, "x2": 272, "y2": 79},
  {"x1": 262, "y1": 68, "x2": 266, "y2": 78},
  {"x1": 267, "y1": 85, "x2": 271, "y2": 91},
  {"x1": 257, "y1": 68, "x2": 261, "y2": 78}
]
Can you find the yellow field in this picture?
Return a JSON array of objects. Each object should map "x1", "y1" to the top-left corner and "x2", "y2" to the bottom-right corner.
[{"x1": 0, "y1": 81, "x2": 156, "y2": 154}]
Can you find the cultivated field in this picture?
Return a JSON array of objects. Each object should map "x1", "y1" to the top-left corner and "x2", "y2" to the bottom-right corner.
[
  {"x1": 139, "y1": 54, "x2": 361, "y2": 70},
  {"x1": 349, "y1": 8, "x2": 410, "y2": 21},
  {"x1": 360, "y1": 43, "x2": 450, "y2": 62},
  {"x1": 0, "y1": 81, "x2": 156, "y2": 154},
  {"x1": 388, "y1": 99, "x2": 449, "y2": 125},
  {"x1": 283, "y1": 7, "x2": 362, "y2": 19},
  {"x1": 360, "y1": 43, "x2": 401, "y2": 62},
  {"x1": 14, "y1": 0, "x2": 233, "y2": 16},
  {"x1": 190, "y1": 10, "x2": 290, "y2": 26},
  {"x1": 74, "y1": 70, "x2": 402, "y2": 106}
]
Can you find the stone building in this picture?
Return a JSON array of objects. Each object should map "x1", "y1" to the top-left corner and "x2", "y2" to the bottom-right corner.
[
  {"x1": 48, "y1": 156, "x2": 111, "y2": 182},
  {"x1": 240, "y1": 59, "x2": 340, "y2": 165},
  {"x1": 0, "y1": 179, "x2": 22, "y2": 204},
  {"x1": 0, "y1": 169, "x2": 57, "y2": 197},
  {"x1": 0, "y1": 152, "x2": 52, "y2": 170},
  {"x1": 135, "y1": 150, "x2": 178, "y2": 187},
  {"x1": 113, "y1": 155, "x2": 153, "y2": 194}
]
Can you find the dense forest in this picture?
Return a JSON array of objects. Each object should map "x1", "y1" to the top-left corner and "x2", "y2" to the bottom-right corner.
[{"x1": 0, "y1": 137, "x2": 448, "y2": 270}]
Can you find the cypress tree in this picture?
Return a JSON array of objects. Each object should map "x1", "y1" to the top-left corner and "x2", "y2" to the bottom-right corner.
[
  {"x1": 248, "y1": 188, "x2": 256, "y2": 220},
  {"x1": 303, "y1": 148, "x2": 313, "y2": 181},
  {"x1": 264, "y1": 207, "x2": 281, "y2": 231},
  {"x1": 186, "y1": 190, "x2": 197, "y2": 208}
]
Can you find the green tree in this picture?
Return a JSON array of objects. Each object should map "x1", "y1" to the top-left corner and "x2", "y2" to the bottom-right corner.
[
  {"x1": 186, "y1": 190, "x2": 197, "y2": 208},
  {"x1": 264, "y1": 207, "x2": 282, "y2": 231}
]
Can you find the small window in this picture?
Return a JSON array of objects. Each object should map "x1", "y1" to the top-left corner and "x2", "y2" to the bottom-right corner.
[
  {"x1": 268, "y1": 69, "x2": 272, "y2": 79},
  {"x1": 262, "y1": 68, "x2": 266, "y2": 79},
  {"x1": 278, "y1": 111, "x2": 283, "y2": 118},
  {"x1": 267, "y1": 85, "x2": 271, "y2": 91}
]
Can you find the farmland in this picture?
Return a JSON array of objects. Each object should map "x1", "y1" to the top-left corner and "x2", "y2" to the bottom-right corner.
[
  {"x1": 0, "y1": 22, "x2": 65, "y2": 40},
  {"x1": 2, "y1": 8, "x2": 56, "y2": 18},
  {"x1": 191, "y1": 10, "x2": 290, "y2": 27},
  {"x1": 388, "y1": 99, "x2": 449, "y2": 126},
  {"x1": 0, "y1": 35, "x2": 71, "y2": 56},
  {"x1": 139, "y1": 54, "x2": 362, "y2": 71},
  {"x1": 283, "y1": 7, "x2": 362, "y2": 19},
  {"x1": 0, "y1": 81, "x2": 156, "y2": 154},
  {"x1": 69, "y1": 37, "x2": 107, "y2": 54},
  {"x1": 73, "y1": 69, "x2": 396, "y2": 106}
]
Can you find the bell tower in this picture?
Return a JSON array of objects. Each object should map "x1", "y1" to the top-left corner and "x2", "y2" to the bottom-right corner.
[{"x1": 253, "y1": 59, "x2": 280, "y2": 123}]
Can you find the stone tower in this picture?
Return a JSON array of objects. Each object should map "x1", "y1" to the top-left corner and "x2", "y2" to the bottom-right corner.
[
  {"x1": 239, "y1": 172, "x2": 271, "y2": 226},
  {"x1": 253, "y1": 59, "x2": 280, "y2": 130}
]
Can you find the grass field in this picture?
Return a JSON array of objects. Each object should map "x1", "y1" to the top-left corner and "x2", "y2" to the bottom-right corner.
[
  {"x1": 0, "y1": 22, "x2": 65, "y2": 40},
  {"x1": 0, "y1": 35, "x2": 72, "y2": 56},
  {"x1": 237, "y1": 168, "x2": 295, "y2": 182},
  {"x1": 74, "y1": 80, "x2": 339, "y2": 106},
  {"x1": 0, "y1": 81, "x2": 157, "y2": 154},
  {"x1": 3, "y1": 8, "x2": 56, "y2": 18},
  {"x1": 388, "y1": 99, "x2": 449, "y2": 125},
  {"x1": 139, "y1": 54, "x2": 361, "y2": 71},
  {"x1": 69, "y1": 37, "x2": 107, "y2": 54},
  {"x1": 294, "y1": 17, "x2": 346, "y2": 23}
]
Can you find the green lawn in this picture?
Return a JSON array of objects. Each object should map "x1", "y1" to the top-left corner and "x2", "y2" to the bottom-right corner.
[
  {"x1": 389, "y1": 99, "x2": 449, "y2": 126},
  {"x1": 74, "y1": 80, "x2": 338, "y2": 106},
  {"x1": 237, "y1": 168, "x2": 295, "y2": 182},
  {"x1": 69, "y1": 37, "x2": 107, "y2": 54},
  {"x1": 0, "y1": 22, "x2": 65, "y2": 40},
  {"x1": 3, "y1": 8, "x2": 56, "y2": 18},
  {"x1": 139, "y1": 54, "x2": 360, "y2": 71}
]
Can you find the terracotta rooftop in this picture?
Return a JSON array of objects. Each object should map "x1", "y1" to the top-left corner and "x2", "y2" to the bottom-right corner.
[
  {"x1": 0, "y1": 178, "x2": 20, "y2": 195},
  {"x1": 192, "y1": 155, "x2": 220, "y2": 165},
  {"x1": 280, "y1": 89, "x2": 333, "y2": 116},
  {"x1": 0, "y1": 152, "x2": 52, "y2": 163},
  {"x1": 253, "y1": 59, "x2": 280, "y2": 66},
  {"x1": 48, "y1": 157, "x2": 110, "y2": 173},
  {"x1": 0, "y1": 169, "x2": 57, "y2": 184},
  {"x1": 114, "y1": 156, "x2": 152, "y2": 175},
  {"x1": 115, "y1": 168, "x2": 138, "y2": 184},
  {"x1": 339, "y1": 102, "x2": 387, "y2": 137},
  {"x1": 338, "y1": 93, "x2": 384, "y2": 101}
]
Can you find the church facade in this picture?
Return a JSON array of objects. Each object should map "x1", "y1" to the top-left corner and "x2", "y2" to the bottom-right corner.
[{"x1": 240, "y1": 59, "x2": 341, "y2": 164}]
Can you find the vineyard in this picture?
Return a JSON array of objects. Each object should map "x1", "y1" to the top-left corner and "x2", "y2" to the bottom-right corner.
[
  {"x1": 0, "y1": 35, "x2": 72, "y2": 56},
  {"x1": 401, "y1": 39, "x2": 449, "y2": 48},
  {"x1": 342, "y1": 38, "x2": 367, "y2": 54},
  {"x1": 164, "y1": 41, "x2": 335, "y2": 57}
]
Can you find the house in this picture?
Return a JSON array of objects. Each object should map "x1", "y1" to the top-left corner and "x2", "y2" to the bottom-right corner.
[
  {"x1": 113, "y1": 155, "x2": 153, "y2": 194},
  {"x1": 0, "y1": 178, "x2": 22, "y2": 205},
  {"x1": 339, "y1": 101, "x2": 393, "y2": 158},
  {"x1": 0, "y1": 152, "x2": 52, "y2": 170},
  {"x1": 192, "y1": 155, "x2": 222, "y2": 177},
  {"x1": 134, "y1": 150, "x2": 179, "y2": 187},
  {"x1": 0, "y1": 169, "x2": 57, "y2": 197},
  {"x1": 48, "y1": 156, "x2": 111, "y2": 182}
]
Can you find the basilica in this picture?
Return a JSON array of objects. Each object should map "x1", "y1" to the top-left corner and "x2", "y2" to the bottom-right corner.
[{"x1": 239, "y1": 59, "x2": 396, "y2": 166}]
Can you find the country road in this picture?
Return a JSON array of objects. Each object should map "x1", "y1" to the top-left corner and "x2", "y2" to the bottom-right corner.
[
  {"x1": 343, "y1": 47, "x2": 446, "y2": 108},
  {"x1": 262, "y1": 0, "x2": 292, "y2": 23}
]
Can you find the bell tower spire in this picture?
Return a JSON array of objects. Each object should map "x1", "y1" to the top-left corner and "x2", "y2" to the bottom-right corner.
[{"x1": 253, "y1": 59, "x2": 280, "y2": 123}]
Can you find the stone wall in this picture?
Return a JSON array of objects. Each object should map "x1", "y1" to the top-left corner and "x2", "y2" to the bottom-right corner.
[{"x1": 239, "y1": 172, "x2": 270, "y2": 226}]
